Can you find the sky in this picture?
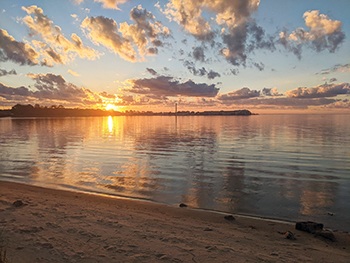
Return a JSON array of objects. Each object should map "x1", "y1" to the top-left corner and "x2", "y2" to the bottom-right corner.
[{"x1": 0, "y1": 0, "x2": 350, "y2": 113}]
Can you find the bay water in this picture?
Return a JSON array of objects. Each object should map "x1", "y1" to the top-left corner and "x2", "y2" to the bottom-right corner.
[{"x1": 1, "y1": 115, "x2": 349, "y2": 231}]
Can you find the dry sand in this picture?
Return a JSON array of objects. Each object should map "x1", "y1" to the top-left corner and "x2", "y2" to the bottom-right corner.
[{"x1": 0, "y1": 181, "x2": 349, "y2": 263}]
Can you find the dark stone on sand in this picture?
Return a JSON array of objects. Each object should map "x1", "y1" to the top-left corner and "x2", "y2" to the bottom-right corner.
[
  {"x1": 224, "y1": 215, "x2": 235, "y2": 221},
  {"x1": 12, "y1": 200, "x2": 24, "y2": 207},
  {"x1": 179, "y1": 203, "x2": 187, "y2": 208},
  {"x1": 314, "y1": 230, "x2": 336, "y2": 241},
  {"x1": 204, "y1": 227, "x2": 213, "y2": 231},
  {"x1": 296, "y1": 221, "x2": 336, "y2": 242},
  {"x1": 295, "y1": 221, "x2": 323, "y2": 233}
]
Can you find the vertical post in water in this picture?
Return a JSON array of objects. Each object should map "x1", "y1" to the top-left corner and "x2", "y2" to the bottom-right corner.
[{"x1": 175, "y1": 103, "x2": 177, "y2": 116}]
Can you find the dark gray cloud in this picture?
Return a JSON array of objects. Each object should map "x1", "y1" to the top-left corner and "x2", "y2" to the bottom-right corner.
[
  {"x1": 221, "y1": 21, "x2": 277, "y2": 68},
  {"x1": 0, "y1": 83, "x2": 32, "y2": 98},
  {"x1": 183, "y1": 61, "x2": 221, "y2": 80},
  {"x1": 221, "y1": 23, "x2": 248, "y2": 67},
  {"x1": 192, "y1": 46, "x2": 206, "y2": 62},
  {"x1": 127, "y1": 76, "x2": 220, "y2": 97},
  {"x1": 207, "y1": 70, "x2": 221, "y2": 80},
  {"x1": 0, "y1": 29, "x2": 40, "y2": 66},
  {"x1": 253, "y1": 62, "x2": 264, "y2": 71},
  {"x1": 261, "y1": 87, "x2": 283, "y2": 97},
  {"x1": 146, "y1": 68, "x2": 157, "y2": 76},
  {"x1": 44, "y1": 47, "x2": 64, "y2": 64},
  {"x1": 147, "y1": 47, "x2": 158, "y2": 55},
  {"x1": 286, "y1": 83, "x2": 350, "y2": 98},
  {"x1": 278, "y1": 30, "x2": 302, "y2": 60},
  {"x1": 0, "y1": 69, "x2": 17, "y2": 77},
  {"x1": 329, "y1": 78, "x2": 337, "y2": 83}
]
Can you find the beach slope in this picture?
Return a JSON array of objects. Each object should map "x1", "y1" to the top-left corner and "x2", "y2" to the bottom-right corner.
[{"x1": 0, "y1": 181, "x2": 349, "y2": 262}]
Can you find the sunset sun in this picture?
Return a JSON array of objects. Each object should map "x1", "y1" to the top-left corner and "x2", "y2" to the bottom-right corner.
[{"x1": 105, "y1": 103, "x2": 117, "y2": 111}]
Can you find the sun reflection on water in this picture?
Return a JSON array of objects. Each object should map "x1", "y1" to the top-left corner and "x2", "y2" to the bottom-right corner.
[{"x1": 108, "y1": 116, "x2": 113, "y2": 134}]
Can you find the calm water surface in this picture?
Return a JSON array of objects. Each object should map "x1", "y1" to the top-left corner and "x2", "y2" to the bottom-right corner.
[{"x1": 1, "y1": 115, "x2": 349, "y2": 231}]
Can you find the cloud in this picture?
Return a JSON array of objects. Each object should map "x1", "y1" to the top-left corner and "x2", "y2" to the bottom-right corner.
[
  {"x1": 160, "y1": 0, "x2": 259, "y2": 41},
  {"x1": 280, "y1": 10, "x2": 345, "y2": 55},
  {"x1": 0, "y1": 29, "x2": 40, "y2": 66},
  {"x1": 159, "y1": 0, "x2": 276, "y2": 69},
  {"x1": 0, "y1": 68, "x2": 17, "y2": 77},
  {"x1": 192, "y1": 46, "x2": 206, "y2": 62},
  {"x1": 94, "y1": 0, "x2": 128, "y2": 10},
  {"x1": 207, "y1": 70, "x2": 221, "y2": 80},
  {"x1": 70, "y1": 0, "x2": 128, "y2": 9},
  {"x1": 262, "y1": 87, "x2": 282, "y2": 96},
  {"x1": 0, "y1": 73, "x2": 123, "y2": 107},
  {"x1": 82, "y1": 6, "x2": 169, "y2": 62},
  {"x1": 285, "y1": 83, "x2": 350, "y2": 98},
  {"x1": 22, "y1": 5, "x2": 98, "y2": 65},
  {"x1": 70, "y1": 0, "x2": 84, "y2": 4},
  {"x1": 82, "y1": 16, "x2": 136, "y2": 62},
  {"x1": 221, "y1": 21, "x2": 275, "y2": 67},
  {"x1": 126, "y1": 76, "x2": 220, "y2": 97},
  {"x1": 146, "y1": 68, "x2": 157, "y2": 76},
  {"x1": 183, "y1": 61, "x2": 221, "y2": 79},
  {"x1": 0, "y1": 83, "x2": 32, "y2": 98},
  {"x1": 216, "y1": 87, "x2": 260, "y2": 101},
  {"x1": 324, "y1": 100, "x2": 350, "y2": 109},
  {"x1": 68, "y1": 69, "x2": 79, "y2": 76},
  {"x1": 317, "y1": 63, "x2": 350, "y2": 75}
]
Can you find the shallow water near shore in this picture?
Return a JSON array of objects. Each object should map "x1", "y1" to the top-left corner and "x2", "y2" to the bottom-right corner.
[{"x1": 1, "y1": 114, "x2": 349, "y2": 231}]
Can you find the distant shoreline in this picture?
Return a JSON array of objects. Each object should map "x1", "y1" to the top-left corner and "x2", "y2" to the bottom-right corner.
[{"x1": 0, "y1": 104, "x2": 253, "y2": 117}]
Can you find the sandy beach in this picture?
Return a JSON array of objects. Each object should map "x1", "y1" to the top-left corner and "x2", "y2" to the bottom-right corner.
[{"x1": 0, "y1": 181, "x2": 349, "y2": 263}]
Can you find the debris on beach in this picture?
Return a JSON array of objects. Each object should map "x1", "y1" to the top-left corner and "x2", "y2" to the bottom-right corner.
[
  {"x1": 284, "y1": 231, "x2": 296, "y2": 240},
  {"x1": 179, "y1": 203, "x2": 187, "y2": 208},
  {"x1": 224, "y1": 215, "x2": 235, "y2": 221},
  {"x1": 12, "y1": 200, "x2": 24, "y2": 207},
  {"x1": 295, "y1": 221, "x2": 335, "y2": 241},
  {"x1": 295, "y1": 221, "x2": 323, "y2": 233}
]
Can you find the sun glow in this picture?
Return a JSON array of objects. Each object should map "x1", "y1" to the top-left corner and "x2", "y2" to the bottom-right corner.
[{"x1": 105, "y1": 103, "x2": 117, "y2": 111}]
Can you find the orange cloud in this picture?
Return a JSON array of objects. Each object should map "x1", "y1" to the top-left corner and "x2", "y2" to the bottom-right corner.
[
  {"x1": 81, "y1": 6, "x2": 169, "y2": 62},
  {"x1": 95, "y1": 0, "x2": 128, "y2": 10},
  {"x1": 160, "y1": 0, "x2": 259, "y2": 40},
  {"x1": 281, "y1": 10, "x2": 345, "y2": 53},
  {"x1": 67, "y1": 69, "x2": 79, "y2": 76},
  {"x1": 285, "y1": 83, "x2": 350, "y2": 98},
  {"x1": 21, "y1": 5, "x2": 99, "y2": 65}
]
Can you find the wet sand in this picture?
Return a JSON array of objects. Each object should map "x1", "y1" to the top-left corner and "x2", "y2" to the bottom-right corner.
[{"x1": 0, "y1": 181, "x2": 349, "y2": 262}]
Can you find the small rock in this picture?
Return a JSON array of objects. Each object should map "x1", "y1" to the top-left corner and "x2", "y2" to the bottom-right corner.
[
  {"x1": 284, "y1": 231, "x2": 296, "y2": 240},
  {"x1": 295, "y1": 221, "x2": 323, "y2": 233},
  {"x1": 204, "y1": 227, "x2": 213, "y2": 231},
  {"x1": 327, "y1": 212, "x2": 334, "y2": 216},
  {"x1": 13, "y1": 200, "x2": 24, "y2": 207},
  {"x1": 314, "y1": 230, "x2": 336, "y2": 241},
  {"x1": 224, "y1": 215, "x2": 235, "y2": 221},
  {"x1": 179, "y1": 203, "x2": 187, "y2": 208}
]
